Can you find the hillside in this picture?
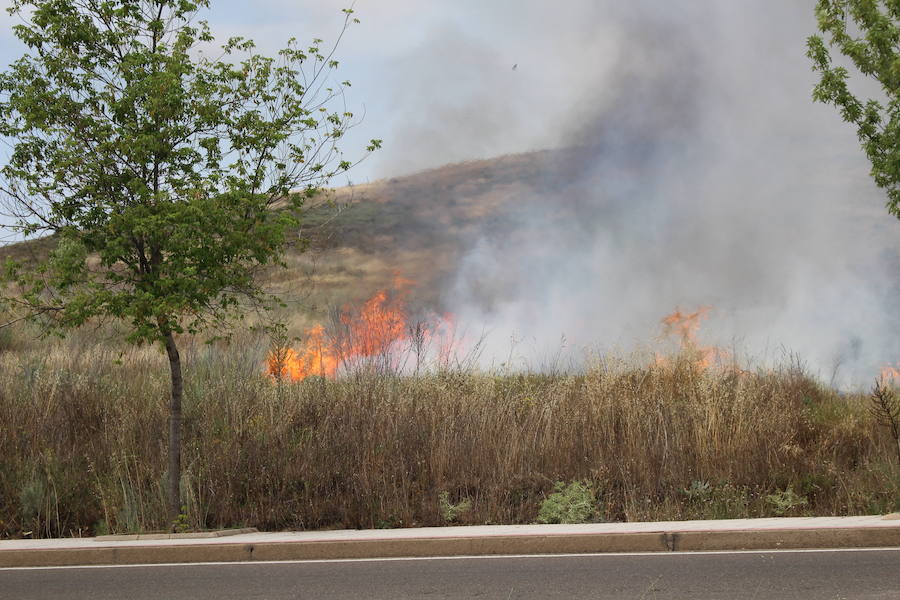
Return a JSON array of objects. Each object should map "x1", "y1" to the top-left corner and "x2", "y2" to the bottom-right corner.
[
  {"x1": 0, "y1": 148, "x2": 576, "y2": 328},
  {"x1": 4, "y1": 144, "x2": 900, "y2": 383},
  {"x1": 274, "y1": 150, "x2": 560, "y2": 318}
]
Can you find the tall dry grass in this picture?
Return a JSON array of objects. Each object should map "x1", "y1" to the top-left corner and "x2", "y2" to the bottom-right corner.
[{"x1": 0, "y1": 329, "x2": 897, "y2": 538}]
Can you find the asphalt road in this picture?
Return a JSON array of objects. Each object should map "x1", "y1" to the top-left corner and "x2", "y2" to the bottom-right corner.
[{"x1": 2, "y1": 548, "x2": 899, "y2": 600}]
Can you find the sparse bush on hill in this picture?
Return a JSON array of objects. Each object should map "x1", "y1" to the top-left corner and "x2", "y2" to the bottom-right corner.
[{"x1": 0, "y1": 327, "x2": 897, "y2": 538}]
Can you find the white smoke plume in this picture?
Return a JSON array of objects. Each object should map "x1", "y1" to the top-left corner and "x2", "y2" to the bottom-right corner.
[{"x1": 430, "y1": 1, "x2": 900, "y2": 386}]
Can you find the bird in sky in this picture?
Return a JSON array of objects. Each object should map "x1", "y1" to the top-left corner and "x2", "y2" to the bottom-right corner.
[{"x1": 512, "y1": 64, "x2": 517, "y2": 71}]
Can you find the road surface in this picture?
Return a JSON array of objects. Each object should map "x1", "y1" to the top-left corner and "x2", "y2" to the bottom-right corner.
[{"x1": 2, "y1": 548, "x2": 898, "y2": 599}]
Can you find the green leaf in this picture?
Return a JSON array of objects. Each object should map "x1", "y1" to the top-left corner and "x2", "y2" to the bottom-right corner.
[{"x1": 809, "y1": 0, "x2": 900, "y2": 218}]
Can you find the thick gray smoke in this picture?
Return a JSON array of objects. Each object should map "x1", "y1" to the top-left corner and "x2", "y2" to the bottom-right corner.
[
  {"x1": 5, "y1": 0, "x2": 888, "y2": 383},
  {"x1": 435, "y1": 1, "x2": 900, "y2": 386}
]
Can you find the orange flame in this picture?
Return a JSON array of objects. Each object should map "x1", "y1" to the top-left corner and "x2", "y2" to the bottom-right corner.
[
  {"x1": 656, "y1": 306, "x2": 728, "y2": 370},
  {"x1": 661, "y1": 306, "x2": 711, "y2": 346},
  {"x1": 267, "y1": 276, "x2": 456, "y2": 381},
  {"x1": 880, "y1": 364, "x2": 900, "y2": 382}
]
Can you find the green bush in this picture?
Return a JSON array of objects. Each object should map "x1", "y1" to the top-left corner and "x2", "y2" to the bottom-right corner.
[
  {"x1": 682, "y1": 480, "x2": 712, "y2": 503},
  {"x1": 438, "y1": 491, "x2": 472, "y2": 523},
  {"x1": 766, "y1": 487, "x2": 808, "y2": 516},
  {"x1": 537, "y1": 481, "x2": 597, "y2": 524}
]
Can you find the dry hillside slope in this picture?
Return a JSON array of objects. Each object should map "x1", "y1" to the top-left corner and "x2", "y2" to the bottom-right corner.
[
  {"x1": 4, "y1": 145, "x2": 900, "y2": 348},
  {"x1": 0, "y1": 148, "x2": 582, "y2": 326}
]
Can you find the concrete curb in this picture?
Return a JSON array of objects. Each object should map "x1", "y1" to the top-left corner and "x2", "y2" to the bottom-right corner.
[
  {"x1": 95, "y1": 528, "x2": 259, "y2": 541},
  {"x1": 666, "y1": 526, "x2": 900, "y2": 552},
  {"x1": 2, "y1": 524, "x2": 899, "y2": 568}
]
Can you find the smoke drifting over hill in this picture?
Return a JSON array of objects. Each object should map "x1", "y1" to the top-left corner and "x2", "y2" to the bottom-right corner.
[
  {"x1": 428, "y1": 1, "x2": 900, "y2": 385},
  {"x1": 7, "y1": 0, "x2": 890, "y2": 384}
]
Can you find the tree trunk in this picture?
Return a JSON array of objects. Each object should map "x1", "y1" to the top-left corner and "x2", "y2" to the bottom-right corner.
[{"x1": 164, "y1": 331, "x2": 183, "y2": 528}]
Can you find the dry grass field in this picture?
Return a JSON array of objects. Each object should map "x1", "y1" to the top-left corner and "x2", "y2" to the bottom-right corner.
[{"x1": 0, "y1": 330, "x2": 897, "y2": 538}]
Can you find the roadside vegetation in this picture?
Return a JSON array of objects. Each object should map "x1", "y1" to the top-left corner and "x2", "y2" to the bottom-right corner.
[
  {"x1": 3, "y1": 0, "x2": 900, "y2": 542},
  {"x1": 1, "y1": 324, "x2": 897, "y2": 538}
]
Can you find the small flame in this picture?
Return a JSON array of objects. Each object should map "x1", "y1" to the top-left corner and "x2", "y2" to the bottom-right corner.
[
  {"x1": 267, "y1": 275, "x2": 456, "y2": 381},
  {"x1": 880, "y1": 364, "x2": 900, "y2": 382},
  {"x1": 656, "y1": 306, "x2": 727, "y2": 370},
  {"x1": 661, "y1": 306, "x2": 711, "y2": 346}
]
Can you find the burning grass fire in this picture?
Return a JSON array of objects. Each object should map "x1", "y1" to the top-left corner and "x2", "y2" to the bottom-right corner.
[
  {"x1": 881, "y1": 364, "x2": 900, "y2": 382},
  {"x1": 266, "y1": 276, "x2": 456, "y2": 381},
  {"x1": 267, "y1": 292, "x2": 891, "y2": 384},
  {"x1": 655, "y1": 306, "x2": 729, "y2": 371}
]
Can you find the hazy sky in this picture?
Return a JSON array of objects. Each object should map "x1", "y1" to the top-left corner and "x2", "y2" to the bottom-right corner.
[
  {"x1": 0, "y1": 0, "x2": 657, "y2": 183},
  {"x1": 0, "y1": 1, "x2": 869, "y2": 182}
]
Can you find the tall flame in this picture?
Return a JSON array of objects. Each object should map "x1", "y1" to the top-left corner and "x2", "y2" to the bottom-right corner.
[
  {"x1": 656, "y1": 306, "x2": 727, "y2": 370},
  {"x1": 267, "y1": 275, "x2": 455, "y2": 381}
]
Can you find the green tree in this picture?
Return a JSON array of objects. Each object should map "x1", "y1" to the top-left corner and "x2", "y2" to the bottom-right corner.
[
  {"x1": 807, "y1": 0, "x2": 900, "y2": 216},
  {"x1": 0, "y1": 0, "x2": 380, "y2": 526}
]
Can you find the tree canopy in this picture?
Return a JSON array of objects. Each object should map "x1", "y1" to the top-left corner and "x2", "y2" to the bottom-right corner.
[
  {"x1": 808, "y1": 0, "x2": 900, "y2": 217},
  {"x1": 0, "y1": 0, "x2": 378, "y2": 340}
]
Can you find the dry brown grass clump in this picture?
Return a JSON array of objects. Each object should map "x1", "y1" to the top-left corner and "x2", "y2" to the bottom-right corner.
[{"x1": 0, "y1": 333, "x2": 897, "y2": 538}]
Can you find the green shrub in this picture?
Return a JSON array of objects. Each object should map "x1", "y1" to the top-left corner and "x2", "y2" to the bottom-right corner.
[
  {"x1": 682, "y1": 480, "x2": 712, "y2": 503},
  {"x1": 172, "y1": 506, "x2": 191, "y2": 534},
  {"x1": 766, "y1": 487, "x2": 808, "y2": 516},
  {"x1": 537, "y1": 481, "x2": 597, "y2": 524},
  {"x1": 438, "y1": 491, "x2": 472, "y2": 523}
]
